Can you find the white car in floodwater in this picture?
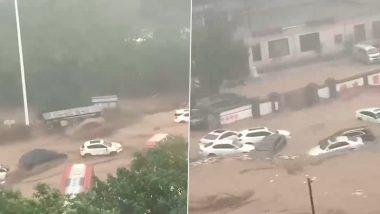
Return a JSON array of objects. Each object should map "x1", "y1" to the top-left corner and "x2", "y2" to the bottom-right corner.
[
  {"x1": 356, "y1": 107, "x2": 380, "y2": 124},
  {"x1": 174, "y1": 108, "x2": 189, "y2": 123},
  {"x1": 0, "y1": 165, "x2": 9, "y2": 184},
  {"x1": 308, "y1": 136, "x2": 364, "y2": 158},
  {"x1": 200, "y1": 129, "x2": 239, "y2": 145},
  {"x1": 199, "y1": 138, "x2": 255, "y2": 158},
  {"x1": 80, "y1": 139, "x2": 123, "y2": 157},
  {"x1": 238, "y1": 127, "x2": 291, "y2": 145}
]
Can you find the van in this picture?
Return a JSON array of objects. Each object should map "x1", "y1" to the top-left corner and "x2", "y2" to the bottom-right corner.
[{"x1": 353, "y1": 43, "x2": 380, "y2": 63}]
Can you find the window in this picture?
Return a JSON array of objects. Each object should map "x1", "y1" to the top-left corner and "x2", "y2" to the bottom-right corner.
[
  {"x1": 184, "y1": 113, "x2": 189, "y2": 117},
  {"x1": 368, "y1": 112, "x2": 377, "y2": 119},
  {"x1": 328, "y1": 141, "x2": 349, "y2": 150},
  {"x1": 203, "y1": 134, "x2": 218, "y2": 140},
  {"x1": 90, "y1": 144, "x2": 107, "y2": 149},
  {"x1": 251, "y1": 44, "x2": 262, "y2": 61},
  {"x1": 0, "y1": 168, "x2": 7, "y2": 173},
  {"x1": 343, "y1": 131, "x2": 363, "y2": 137},
  {"x1": 360, "y1": 111, "x2": 371, "y2": 117},
  {"x1": 220, "y1": 132, "x2": 237, "y2": 139},
  {"x1": 373, "y1": 21, "x2": 380, "y2": 39},
  {"x1": 268, "y1": 38, "x2": 290, "y2": 58},
  {"x1": 354, "y1": 24, "x2": 366, "y2": 42},
  {"x1": 66, "y1": 177, "x2": 84, "y2": 187},
  {"x1": 213, "y1": 144, "x2": 235, "y2": 149},
  {"x1": 204, "y1": 142, "x2": 213, "y2": 148},
  {"x1": 246, "y1": 131, "x2": 272, "y2": 137},
  {"x1": 334, "y1": 34, "x2": 343, "y2": 45},
  {"x1": 299, "y1": 32, "x2": 321, "y2": 52},
  {"x1": 361, "y1": 111, "x2": 377, "y2": 119},
  {"x1": 89, "y1": 140, "x2": 100, "y2": 144}
]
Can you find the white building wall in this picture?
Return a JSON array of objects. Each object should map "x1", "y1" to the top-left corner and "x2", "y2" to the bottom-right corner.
[{"x1": 245, "y1": 13, "x2": 380, "y2": 69}]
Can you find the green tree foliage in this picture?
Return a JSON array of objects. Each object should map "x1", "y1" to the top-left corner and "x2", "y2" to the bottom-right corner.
[
  {"x1": 0, "y1": 0, "x2": 189, "y2": 112},
  {"x1": 191, "y1": 15, "x2": 247, "y2": 95},
  {"x1": 0, "y1": 137, "x2": 188, "y2": 214}
]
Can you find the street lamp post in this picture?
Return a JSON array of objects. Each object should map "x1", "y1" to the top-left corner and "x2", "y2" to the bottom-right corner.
[
  {"x1": 14, "y1": 0, "x2": 30, "y2": 126},
  {"x1": 307, "y1": 177, "x2": 316, "y2": 214}
]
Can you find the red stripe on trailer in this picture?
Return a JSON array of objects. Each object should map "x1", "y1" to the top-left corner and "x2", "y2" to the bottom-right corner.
[
  {"x1": 83, "y1": 164, "x2": 94, "y2": 192},
  {"x1": 60, "y1": 164, "x2": 73, "y2": 194}
]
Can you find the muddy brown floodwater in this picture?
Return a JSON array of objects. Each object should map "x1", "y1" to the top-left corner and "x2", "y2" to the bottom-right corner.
[{"x1": 189, "y1": 89, "x2": 380, "y2": 214}]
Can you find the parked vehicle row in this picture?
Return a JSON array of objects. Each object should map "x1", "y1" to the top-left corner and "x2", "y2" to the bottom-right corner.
[
  {"x1": 200, "y1": 127, "x2": 291, "y2": 145},
  {"x1": 199, "y1": 127, "x2": 291, "y2": 158},
  {"x1": 198, "y1": 106, "x2": 379, "y2": 160}
]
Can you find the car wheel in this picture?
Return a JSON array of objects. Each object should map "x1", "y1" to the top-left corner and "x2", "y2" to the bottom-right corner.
[
  {"x1": 357, "y1": 116, "x2": 362, "y2": 120},
  {"x1": 207, "y1": 153, "x2": 216, "y2": 158},
  {"x1": 83, "y1": 153, "x2": 90, "y2": 158},
  {"x1": 110, "y1": 151, "x2": 116, "y2": 156}
]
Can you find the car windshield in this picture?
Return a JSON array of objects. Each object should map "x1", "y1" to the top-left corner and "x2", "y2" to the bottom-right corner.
[
  {"x1": 104, "y1": 141, "x2": 112, "y2": 147},
  {"x1": 203, "y1": 134, "x2": 218, "y2": 140},
  {"x1": 232, "y1": 140, "x2": 243, "y2": 148},
  {"x1": 368, "y1": 48, "x2": 378, "y2": 54},
  {"x1": 319, "y1": 140, "x2": 329, "y2": 150}
]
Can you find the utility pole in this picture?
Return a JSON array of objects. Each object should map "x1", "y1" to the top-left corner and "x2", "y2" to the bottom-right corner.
[
  {"x1": 245, "y1": 0, "x2": 252, "y2": 33},
  {"x1": 307, "y1": 177, "x2": 316, "y2": 214},
  {"x1": 14, "y1": 0, "x2": 30, "y2": 126}
]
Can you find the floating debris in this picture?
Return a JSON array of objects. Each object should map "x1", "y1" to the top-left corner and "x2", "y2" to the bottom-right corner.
[
  {"x1": 352, "y1": 189, "x2": 367, "y2": 197},
  {"x1": 279, "y1": 155, "x2": 299, "y2": 160}
]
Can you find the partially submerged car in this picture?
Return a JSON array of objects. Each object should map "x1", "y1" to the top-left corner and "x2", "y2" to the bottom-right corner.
[
  {"x1": 80, "y1": 139, "x2": 123, "y2": 157},
  {"x1": 308, "y1": 136, "x2": 364, "y2": 158},
  {"x1": 356, "y1": 107, "x2": 380, "y2": 124},
  {"x1": 322, "y1": 126, "x2": 375, "y2": 142},
  {"x1": 238, "y1": 127, "x2": 291, "y2": 145},
  {"x1": 250, "y1": 134, "x2": 288, "y2": 159},
  {"x1": 19, "y1": 149, "x2": 67, "y2": 170},
  {"x1": 0, "y1": 165, "x2": 9, "y2": 185},
  {"x1": 145, "y1": 133, "x2": 173, "y2": 149},
  {"x1": 200, "y1": 129, "x2": 238, "y2": 145},
  {"x1": 199, "y1": 138, "x2": 255, "y2": 158},
  {"x1": 174, "y1": 108, "x2": 189, "y2": 123}
]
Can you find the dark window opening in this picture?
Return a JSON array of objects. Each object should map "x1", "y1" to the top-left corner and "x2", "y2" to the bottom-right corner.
[
  {"x1": 251, "y1": 44, "x2": 262, "y2": 61},
  {"x1": 372, "y1": 21, "x2": 380, "y2": 39},
  {"x1": 334, "y1": 34, "x2": 343, "y2": 45},
  {"x1": 299, "y1": 32, "x2": 321, "y2": 52},
  {"x1": 354, "y1": 24, "x2": 366, "y2": 42},
  {"x1": 268, "y1": 38, "x2": 290, "y2": 58}
]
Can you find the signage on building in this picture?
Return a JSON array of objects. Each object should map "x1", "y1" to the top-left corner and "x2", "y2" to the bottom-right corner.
[
  {"x1": 42, "y1": 105, "x2": 103, "y2": 121},
  {"x1": 91, "y1": 95, "x2": 119, "y2": 109},
  {"x1": 219, "y1": 105, "x2": 253, "y2": 125}
]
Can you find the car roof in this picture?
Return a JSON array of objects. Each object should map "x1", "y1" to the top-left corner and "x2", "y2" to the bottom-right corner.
[
  {"x1": 354, "y1": 43, "x2": 377, "y2": 50},
  {"x1": 210, "y1": 129, "x2": 228, "y2": 134},
  {"x1": 175, "y1": 108, "x2": 189, "y2": 113},
  {"x1": 240, "y1": 127, "x2": 268, "y2": 133},
  {"x1": 84, "y1": 139, "x2": 103, "y2": 145},
  {"x1": 147, "y1": 133, "x2": 169, "y2": 143},
  {"x1": 358, "y1": 107, "x2": 380, "y2": 112},
  {"x1": 212, "y1": 138, "x2": 237, "y2": 145},
  {"x1": 331, "y1": 136, "x2": 350, "y2": 142}
]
